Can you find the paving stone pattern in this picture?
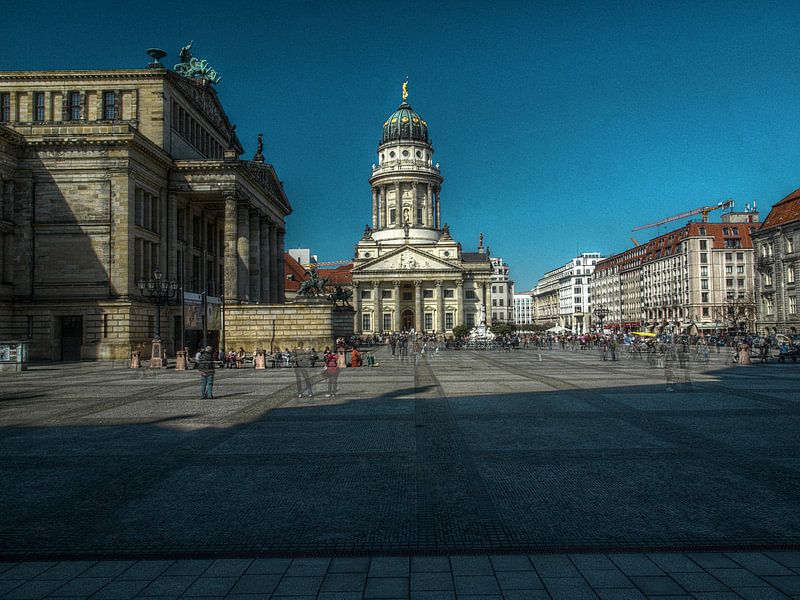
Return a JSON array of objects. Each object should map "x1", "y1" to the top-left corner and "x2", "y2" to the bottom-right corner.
[{"x1": 1, "y1": 347, "x2": 799, "y2": 597}]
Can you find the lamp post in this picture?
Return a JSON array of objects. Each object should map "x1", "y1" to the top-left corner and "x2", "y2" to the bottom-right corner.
[
  {"x1": 594, "y1": 306, "x2": 608, "y2": 333},
  {"x1": 137, "y1": 267, "x2": 179, "y2": 368}
]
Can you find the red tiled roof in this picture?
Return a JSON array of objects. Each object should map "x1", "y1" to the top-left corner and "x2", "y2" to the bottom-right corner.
[
  {"x1": 318, "y1": 264, "x2": 352, "y2": 285},
  {"x1": 284, "y1": 253, "x2": 307, "y2": 292},
  {"x1": 760, "y1": 188, "x2": 800, "y2": 229},
  {"x1": 641, "y1": 222, "x2": 753, "y2": 264}
]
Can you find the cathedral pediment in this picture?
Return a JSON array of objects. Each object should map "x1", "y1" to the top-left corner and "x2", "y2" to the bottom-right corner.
[{"x1": 354, "y1": 246, "x2": 460, "y2": 273}]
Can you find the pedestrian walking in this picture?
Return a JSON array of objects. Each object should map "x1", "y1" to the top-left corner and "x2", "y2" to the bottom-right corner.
[
  {"x1": 293, "y1": 347, "x2": 314, "y2": 397},
  {"x1": 198, "y1": 345, "x2": 215, "y2": 399},
  {"x1": 323, "y1": 347, "x2": 340, "y2": 397}
]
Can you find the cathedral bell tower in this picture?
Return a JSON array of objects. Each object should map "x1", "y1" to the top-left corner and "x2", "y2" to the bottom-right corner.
[{"x1": 368, "y1": 81, "x2": 443, "y2": 246}]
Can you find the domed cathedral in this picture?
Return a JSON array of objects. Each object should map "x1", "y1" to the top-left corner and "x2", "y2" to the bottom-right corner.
[{"x1": 351, "y1": 82, "x2": 492, "y2": 335}]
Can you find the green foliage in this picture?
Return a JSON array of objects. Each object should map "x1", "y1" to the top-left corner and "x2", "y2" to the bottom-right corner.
[
  {"x1": 490, "y1": 323, "x2": 513, "y2": 336},
  {"x1": 452, "y1": 324, "x2": 469, "y2": 339}
]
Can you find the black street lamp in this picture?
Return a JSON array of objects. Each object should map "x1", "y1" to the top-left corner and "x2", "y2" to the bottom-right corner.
[
  {"x1": 137, "y1": 267, "x2": 179, "y2": 367},
  {"x1": 594, "y1": 306, "x2": 609, "y2": 332}
]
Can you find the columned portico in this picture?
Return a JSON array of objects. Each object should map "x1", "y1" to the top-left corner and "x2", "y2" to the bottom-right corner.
[
  {"x1": 373, "y1": 281, "x2": 382, "y2": 333},
  {"x1": 393, "y1": 282, "x2": 401, "y2": 331},
  {"x1": 414, "y1": 280, "x2": 423, "y2": 331},
  {"x1": 224, "y1": 195, "x2": 238, "y2": 301}
]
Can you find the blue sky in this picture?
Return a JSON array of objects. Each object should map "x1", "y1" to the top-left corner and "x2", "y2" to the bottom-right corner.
[{"x1": 5, "y1": 0, "x2": 800, "y2": 289}]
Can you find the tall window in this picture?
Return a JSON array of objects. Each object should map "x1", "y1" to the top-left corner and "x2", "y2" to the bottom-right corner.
[
  {"x1": 445, "y1": 312, "x2": 454, "y2": 330},
  {"x1": 788, "y1": 237, "x2": 795, "y2": 254},
  {"x1": 33, "y1": 92, "x2": 45, "y2": 121},
  {"x1": 789, "y1": 296, "x2": 797, "y2": 314},
  {"x1": 788, "y1": 267, "x2": 796, "y2": 285},
  {"x1": 466, "y1": 313, "x2": 475, "y2": 327},
  {"x1": 362, "y1": 313, "x2": 371, "y2": 332},
  {"x1": 383, "y1": 313, "x2": 392, "y2": 331},
  {"x1": 103, "y1": 91, "x2": 116, "y2": 120},
  {"x1": 0, "y1": 93, "x2": 9, "y2": 122},
  {"x1": 424, "y1": 313, "x2": 433, "y2": 330},
  {"x1": 67, "y1": 91, "x2": 81, "y2": 121}
]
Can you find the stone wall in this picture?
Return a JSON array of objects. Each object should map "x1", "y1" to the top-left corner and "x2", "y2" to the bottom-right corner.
[{"x1": 223, "y1": 301, "x2": 354, "y2": 353}]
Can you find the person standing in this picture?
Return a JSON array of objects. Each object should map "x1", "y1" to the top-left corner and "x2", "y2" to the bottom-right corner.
[
  {"x1": 324, "y1": 347, "x2": 340, "y2": 397},
  {"x1": 199, "y1": 345, "x2": 215, "y2": 399},
  {"x1": 293, "y1": 347, "x2": 314, "y2": 397}
]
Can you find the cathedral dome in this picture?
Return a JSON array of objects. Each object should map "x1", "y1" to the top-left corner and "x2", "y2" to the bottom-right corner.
[{"x1": 381, "y1": 101, "x2": 429, "y2": 144}]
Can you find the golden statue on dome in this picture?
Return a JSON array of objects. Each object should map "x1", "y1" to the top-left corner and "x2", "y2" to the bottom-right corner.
[{"x1": 402, "y1": 78, "x2": 408, "y2": 102}]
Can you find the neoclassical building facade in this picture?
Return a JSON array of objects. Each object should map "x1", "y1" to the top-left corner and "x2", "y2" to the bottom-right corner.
[
  {"x1": 350, "y1": 87, "x2": 492, "y2": 334},
  {"x1": 0, "y1": 47, "x2": 290, "y2": 360}
]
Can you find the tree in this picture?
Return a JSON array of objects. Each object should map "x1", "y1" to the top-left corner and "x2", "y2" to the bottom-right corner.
[
  {"x1": 490, "y1": 323, "x2": 513, "y2": 336},
  {"x1": 452, "y1": 324, "x2": 469, "y2": 339}
]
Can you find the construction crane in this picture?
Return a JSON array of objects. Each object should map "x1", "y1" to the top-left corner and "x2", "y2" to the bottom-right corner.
[
  {"x1": 303, "y1": 259, "x2": 352, "y2": 268},
  {"x1": 632, "y1": 199, "x2": 734, "y2": 232}
]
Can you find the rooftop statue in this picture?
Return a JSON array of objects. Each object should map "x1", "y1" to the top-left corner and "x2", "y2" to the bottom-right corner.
[
  {"x1": 402, "y1": 78, "x2": 409, "y2": 102},
  {"x1": 174, "y1": 40, "x2": 222, "y2": 85},
  {"x1": 252, "y1": 133, "x2": 264, "y2": 163}
]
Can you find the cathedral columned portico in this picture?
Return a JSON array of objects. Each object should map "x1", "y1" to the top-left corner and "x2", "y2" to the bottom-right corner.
[{"x1": 351, "y1": 84, "x2": 492, "y2": 335}]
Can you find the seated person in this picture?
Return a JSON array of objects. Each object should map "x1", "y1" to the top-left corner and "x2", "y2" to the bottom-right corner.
[
  {"x1": 236, "y1": 347, "x2": 246, "y2": 368},
  {"x1": 273, "y1": 350, "x2": 282, "y2": 367}
]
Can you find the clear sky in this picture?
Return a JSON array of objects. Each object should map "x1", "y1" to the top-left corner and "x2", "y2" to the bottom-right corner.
[{"x1": 4, "y1": 0, "x2": 800, "y2": 289}]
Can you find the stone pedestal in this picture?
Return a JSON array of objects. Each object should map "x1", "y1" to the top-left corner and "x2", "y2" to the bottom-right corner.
[
  {"x1": 175, "y1": 350, "x2": 187, "y2": 370},
  {"x1": 130, "y1": 350, "x2": 141, "y2": 368},
  {"x1": 149, "y1": 339, "x2": 166, "y2": 368}
]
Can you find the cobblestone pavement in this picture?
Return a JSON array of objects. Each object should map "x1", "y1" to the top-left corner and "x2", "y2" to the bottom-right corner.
[{"x1": 1, "y1": 346, "x2": 799, "y2": 598}]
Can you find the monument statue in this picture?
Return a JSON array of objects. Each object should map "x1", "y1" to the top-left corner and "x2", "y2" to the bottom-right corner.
[
  {"x1": 174, "y1": 41, "x2": 222, "y2": 85},
  {"x1": 253, "y1": 133, "x2": 264, "y2": 163},
  {"x1": 297, "y1": 263, "x2": 329, "y2": 297}
]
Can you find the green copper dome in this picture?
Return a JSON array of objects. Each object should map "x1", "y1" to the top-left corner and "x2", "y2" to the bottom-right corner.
[{"x1": 381, "y1": 102, "x2": 429, "y2": 144}]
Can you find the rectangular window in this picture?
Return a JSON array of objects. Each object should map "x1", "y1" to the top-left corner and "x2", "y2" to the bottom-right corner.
[
  {"x1": 702, "y1": 307, "x2": 709, "y2": 317},
  {"x1": 737, "y1": 278, "x2": 744, "y2": 287},
  {"x1": 701, "y1": 279, "x2": 709, "y2": 290},
  {"x1": 723, "y1": 227, "x2": 729, "y2": 236},
  {"x1": 362, "y1": 313, "x2": 371, "y2": 331},
  {"x1": 465, "y1": 290, "x2": 477, "y2": 300},
  {"x1": 360, "y1": 290, "x2": 371, "y2": 300},
  {"x1": 789, "y1": 296, "x2": 797, "y2": 314},
  {"x1": 0, "y1": 93, "x2": 9, "y2": 122},
  {"x1": 33, "y1": 92, "x2": 45, "y2": 121},
  {"x1": 381, "y1": 290, "x2": 392, "y2": 299},
  {"x1": 700, "y1": 253, "x2": 708, "y2": 264},
  {"x1": 788, "y1": 237, "x2": 795, "y2": 254},
  {"x1": 725, "y1": 252, "x2": 732, "y2": 261},
  {"x1": 103, "y1": 91, "x2": 116, "y2": 120},
  {"x1": 444, "y1": 289, "x2": 454, "y2": 298},
  {"x1": 68, "y1": 91, "x2": 81, "y2": 120},
  {"x1": 700, "y1": 266, "x2": 708, "y2": 277},
  {"x1": 736, "y1": 252, "x2": 744, "y2": 261},
  {"x1": 699, "y1": 240, "x2": 707, "y2": 250},
  {"x1": 788, "y1": 267, "x2": 796, "y2": 284},
  {"x1": 726, "y1": 265, "x2": 733, "y2": 274},
  {"x1": 423, "y1": 289, "x2": 433, "y2": 299},
  {"x1": 737, "y1": 265, "x2": 744, "y2": 274},
  {"x1": 726, "y1": 278, "x2": 733, "y2": 287},
  {"x1": 445, "y1": 312, "x2": 454, "y2": 330},
  {"x1": 466, "y1": 313, "x2": 475, "y2": 328},
  {"x1": 383, "y1": 313, "x2": 392, "y2": 331},
  {"x1": 424, "y1": 313, "x2": 433, "y2": 330},
  {"x1": 389, "y1": 208, "x2": 396, "y2": 224},
  {"x1": 402, "y1": 291, "x2": 412, "y2": 300},
  {"x1": 701, "y1": 292, "x2": 709, "y2": 303}
]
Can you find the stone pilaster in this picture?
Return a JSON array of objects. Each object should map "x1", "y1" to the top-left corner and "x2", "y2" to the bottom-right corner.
[
  {"x1": 236, "y1": 200, "x2": 250, "y2": 302},
  {"x1": 411, "y1": 181, "x2": 417, "y2": 225},
  {"x1": 435, "y1": 279, "x2": 444, "y2": 332},
  {"x1": 414, "y1": 280, "x2": 423, "y2": 332},
  {"x1": 167, "y1": 192, "x2": 178, "y2": 282},
  {"x1": 371, "y1": 188, "x2": 378, "y2": 230},
  {"x1": 223, "y1": 195, "x2": 238, "y2": 301},
  {"x1": 380, "y1": 186, "x2": 387, "y2": 229},
  {"x1": 395, "y1": 182, "x2": 401, "y2": 226},
  {"x1": 352, "y1": 282, "x2": 361, "y2": 333},
  {"x1": 276, "y1": 226, "x2": 286, "y2": 303},
  {"x1": 456, "y1": 279, "x2": 464, "y2": 327},
  {"x1": 249, "y1": 208, "x2": 261, "y2": 301},
  {"x1": 373, "y1": 281, "x2": 382, "y2": 332},
  {"x1": 268, "y1": 218, "x2": 278, "y2": 303},
  {"x1": 259, "y1": 215, "x2": 270, "y2": 303},
  {"x1": 426, "y1": 183, "x2": 433, "y2": 228},
  {"x1": 394, "y1": 282, "x2": 401, "y2": 331}
]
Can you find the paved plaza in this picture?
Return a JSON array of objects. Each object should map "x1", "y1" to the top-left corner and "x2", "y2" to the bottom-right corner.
[{"x1": 1, "y1": 346, "x2": 799, "y2": 598}]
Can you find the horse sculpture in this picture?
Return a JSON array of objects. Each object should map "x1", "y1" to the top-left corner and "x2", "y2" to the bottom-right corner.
[
  {"x1": 327, "y1": 285, "x2": 353, "y2": 307},
  {"x1": 297, "y1": 267, "x2": 329, "y2": 297}
]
